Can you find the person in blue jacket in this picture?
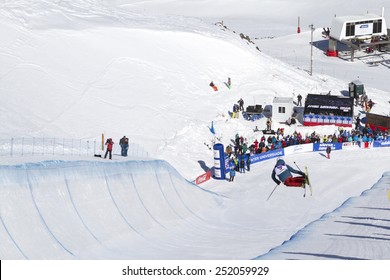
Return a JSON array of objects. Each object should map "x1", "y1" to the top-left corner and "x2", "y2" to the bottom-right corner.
[
  {"x1": 229, "y1": 167, "x2": 236, "y2": 182},
  {"x1": 271, "y1": 158, "x2": 306, "y2": 187}
]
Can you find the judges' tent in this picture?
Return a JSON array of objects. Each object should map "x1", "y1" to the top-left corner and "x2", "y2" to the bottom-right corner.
[{"x1": 303, "y1": 94, "x2": 354, "y2": 127}]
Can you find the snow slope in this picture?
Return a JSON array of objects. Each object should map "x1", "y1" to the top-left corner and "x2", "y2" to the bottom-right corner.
[
  {"x1": 0, "y1": 160, "x2": 223, "y2": 259},
  {"x1": 257, "y1": 171, "x2": 390, "y2": 260},
  {"x1": 1, "y1": 148, "x2": 390, "y2": 260},
  {"x1": 1, "y1": 0, "x2": 390, "y2": 261}
]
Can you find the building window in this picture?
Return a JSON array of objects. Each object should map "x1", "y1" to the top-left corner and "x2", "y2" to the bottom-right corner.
[
  {"x1": 373, "y1": 19, "x2": 382, "y2": 33},
  {"x1": 346, "y1": 22, "x2": 355, "y2": 37},
  {"x1": 278, "y1": 106, "x2": 286, "y2": 114}
]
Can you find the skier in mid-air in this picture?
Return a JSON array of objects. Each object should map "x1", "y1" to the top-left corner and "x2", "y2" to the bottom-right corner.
[{"x1": 271, "y1": 158, "x2": 306, "y2": 187}]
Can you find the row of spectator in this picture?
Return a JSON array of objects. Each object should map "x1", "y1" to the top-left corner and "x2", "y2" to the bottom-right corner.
[{"x1": 225, "y1": 126, "x2": 390, "y2": 156}]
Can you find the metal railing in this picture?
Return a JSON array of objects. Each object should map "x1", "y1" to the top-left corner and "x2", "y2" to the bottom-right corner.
[{"x1": 0, "y1": 137, "x2": 149, "y2": 158}]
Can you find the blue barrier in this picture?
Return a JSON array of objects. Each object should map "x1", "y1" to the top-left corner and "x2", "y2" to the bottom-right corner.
[
  {"x1": 373, "y1": 140, "x2": 390, "y2": 148},
  {"x1": 250, "y1": 149, "x2": 284, "y2": 164},
  {"x1": 313, "y1": 142, "x2": 343, "y2": 151}
]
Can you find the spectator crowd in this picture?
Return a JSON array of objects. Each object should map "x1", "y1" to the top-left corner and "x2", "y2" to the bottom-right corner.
[
  {"x1": 225, "y1": 125, "x2": 389, "y2": 162},
  {"x1": 222, "y1": 124, "x2": 389, "y2": 182}
]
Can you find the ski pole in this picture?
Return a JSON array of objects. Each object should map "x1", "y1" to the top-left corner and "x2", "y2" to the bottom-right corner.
[
  {"x1": 293, "y1": 161, "x2": 302, "y2": 172},
  {"x1": 266, "y1": 183, "x2": 280, "y2": 201}
]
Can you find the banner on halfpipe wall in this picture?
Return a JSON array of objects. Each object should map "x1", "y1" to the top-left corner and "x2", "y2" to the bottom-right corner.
[
  {"x1": 284, "y1": 143, "x2": 313, "y2": 156},
  {"x1": 313, "y1": 142, "x2": 343, "y2": 151},
  {"x1": 213, "y1": 143, "x2": 226, "y2": 180},
  {"x1": 373, "y1": 140, "x2": 390, "y2": 148},
  {"x1": 195, "y1": 170, "x2": 211, "y2": 185},
  {"x1": 250, "y1": 149, "x2": 284, "y2": 164}
]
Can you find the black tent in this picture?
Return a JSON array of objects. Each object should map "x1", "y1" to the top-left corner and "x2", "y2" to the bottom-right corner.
[
  {"x1": 303, "y1": 94, "x2": 354, "y2": 127},
  {"x1": 304, "y1": 94, "x2": 354, "y2": 116}
]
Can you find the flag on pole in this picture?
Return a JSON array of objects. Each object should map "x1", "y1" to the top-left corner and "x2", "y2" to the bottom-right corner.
[{"x1": 208, "y1": 121, "x2": 215, "y2": 135}]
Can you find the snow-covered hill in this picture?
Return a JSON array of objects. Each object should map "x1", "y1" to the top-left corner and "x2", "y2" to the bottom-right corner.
[{"x1": 3, "y1": 1, "x2": 389, "y2": 179}]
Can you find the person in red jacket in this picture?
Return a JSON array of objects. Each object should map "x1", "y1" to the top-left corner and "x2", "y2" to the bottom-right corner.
[{"x1": 104, "y1": 138, "x2": 114, "y2": 159}]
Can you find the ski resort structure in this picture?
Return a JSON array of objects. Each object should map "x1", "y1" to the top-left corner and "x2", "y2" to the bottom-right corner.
[{"x1": 326, "y1": 10, "x2": 390, "y2": 59}]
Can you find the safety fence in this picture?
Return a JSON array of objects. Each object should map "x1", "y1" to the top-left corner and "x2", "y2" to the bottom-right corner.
[{"x1": 0, "y1": 137, "x2": 149, "y2": 158}]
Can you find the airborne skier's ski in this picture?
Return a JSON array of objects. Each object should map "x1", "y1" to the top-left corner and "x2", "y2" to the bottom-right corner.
[{"x1": 304, "y1": 166, "x2": 313, "y2": 196}]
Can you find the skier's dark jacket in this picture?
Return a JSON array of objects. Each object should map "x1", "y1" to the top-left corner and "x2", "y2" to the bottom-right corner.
[{"x1": 271, "y1": 159, "x2": 305, "y2": 185}]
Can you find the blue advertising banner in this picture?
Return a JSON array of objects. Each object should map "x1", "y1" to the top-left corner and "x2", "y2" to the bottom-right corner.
[
  {"x1": 250, "y1": 149, "x2": 284, "y2": 164},
  {"x1": 313, "y1": 142, "x2": 343, "y2": 151},
  {"x1": 373, "y1": 140, "x2": 390, "y2": 148},
  {"x1": 303, "y1": 114, "x2": 353, "y2": 126}
]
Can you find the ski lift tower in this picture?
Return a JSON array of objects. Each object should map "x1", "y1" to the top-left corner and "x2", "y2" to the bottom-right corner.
[{"x1": 309, "y1": 24, "x2": 315, "y2": 75}]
